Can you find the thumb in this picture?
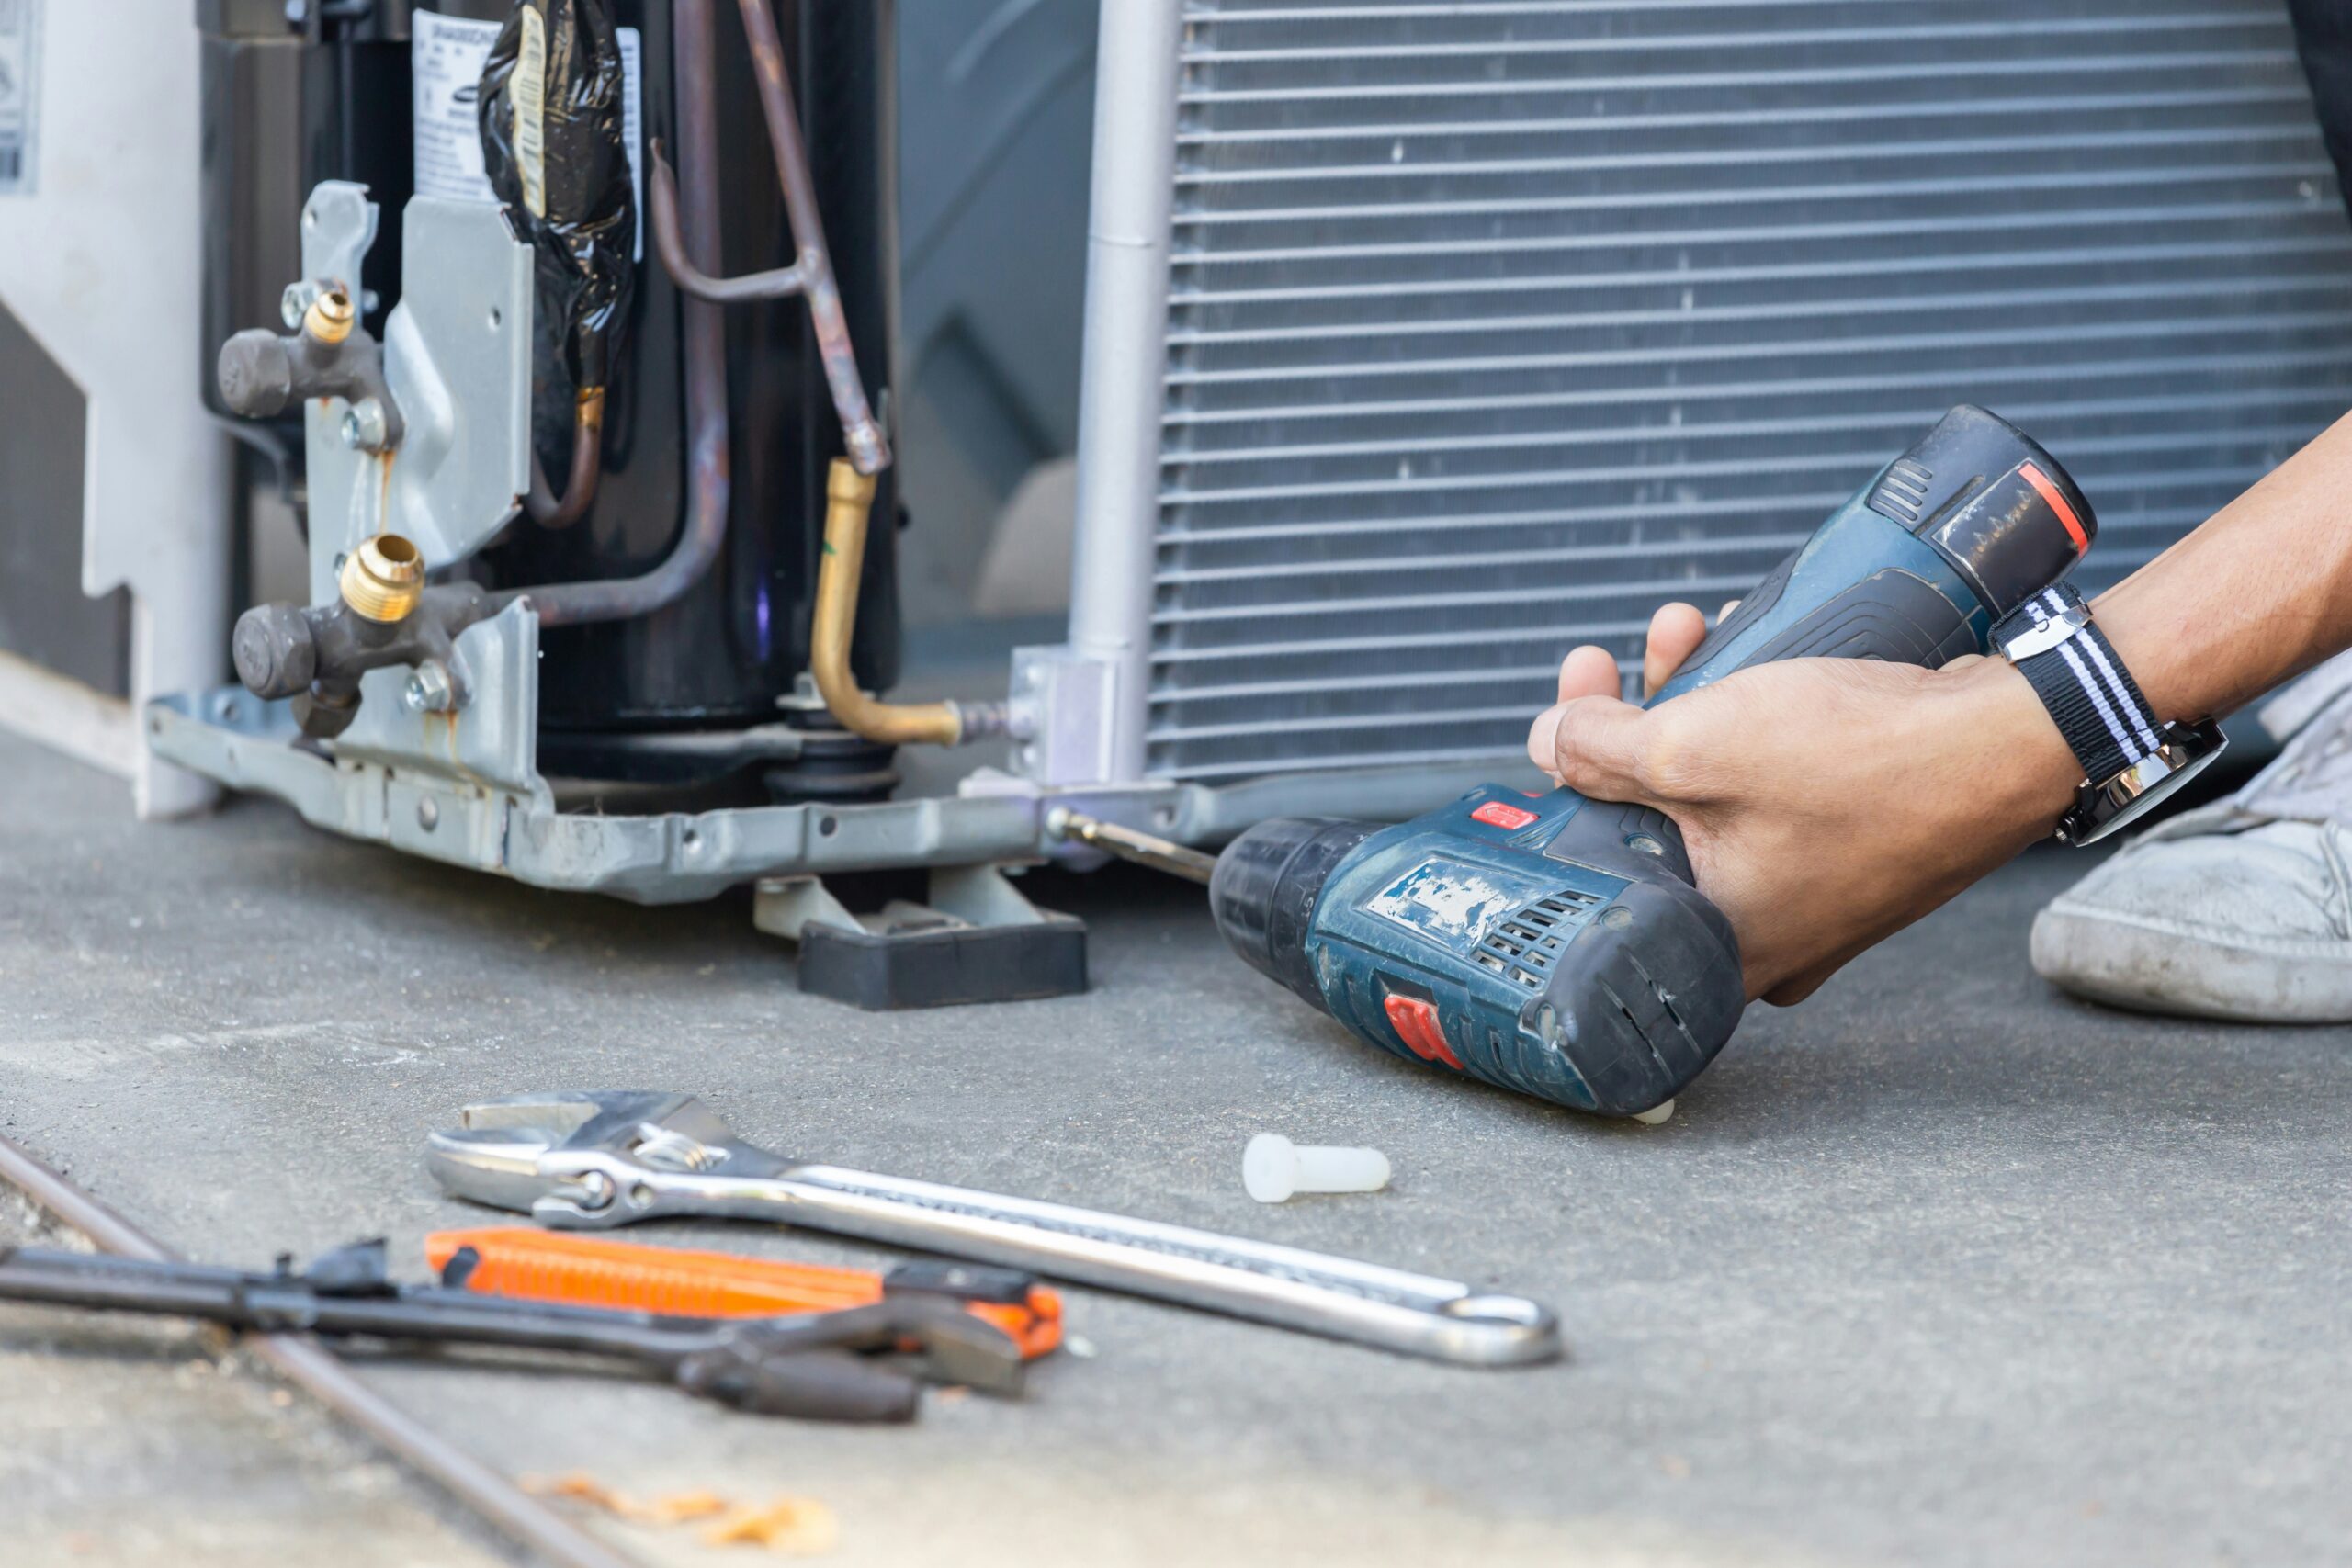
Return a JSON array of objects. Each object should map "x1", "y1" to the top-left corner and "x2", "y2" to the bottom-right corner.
[{"x1": 1526, "y1": 694, "x2": 1659, "y2": 806}]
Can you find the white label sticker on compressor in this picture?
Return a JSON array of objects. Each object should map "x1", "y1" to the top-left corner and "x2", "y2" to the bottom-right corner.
[
  {"x1": 411, "y1": 7, "x2": 641, "y2": 257},
  {"x1": 0, "y1": 0, "x2": 42, "y2": 197}
]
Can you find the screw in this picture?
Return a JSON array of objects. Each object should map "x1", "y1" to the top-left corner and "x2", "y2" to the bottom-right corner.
[
  {"x1": 402, "y1": 664, "x2": 455, "y2": 715},
  {"x1": 415, "y1": 798, "x2": 439, "y2": 831},
  {"x1": 340, "y1": 398, "x2": 390, "y2": 452}
]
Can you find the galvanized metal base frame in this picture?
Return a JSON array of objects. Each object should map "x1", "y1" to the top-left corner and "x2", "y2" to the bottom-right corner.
[
  {"x1": 150, "y1": 678, "x2": 1543, "y2": 899},
  {"x1": 147, "y1": 682, "x2": 1060, "y2": 904}
]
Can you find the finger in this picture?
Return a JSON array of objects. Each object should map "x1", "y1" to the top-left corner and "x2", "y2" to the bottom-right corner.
[
  {"x1": 1554, "y1": 644, "x2": 1624, "y2": 705},
  {"x1": 1717, "y1": 599, "x2": 1741, "y2": 624},
  {"x1": 1527, "y1": 694, "x2": 1658, "y2": 805},
  {"x1": 1641, "y1": 603, "x2": 1712, "y2": 698}
]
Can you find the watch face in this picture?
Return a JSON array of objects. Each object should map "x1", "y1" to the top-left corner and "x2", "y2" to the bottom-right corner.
[{"x1": 2061, "y1": 721, "x2": 2230, "y2": 845}]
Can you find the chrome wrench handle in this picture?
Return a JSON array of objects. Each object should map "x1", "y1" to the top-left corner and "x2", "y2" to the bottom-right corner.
[{"x1": 530, "y1": 1150, "x2": 1560, "y2": 1367}]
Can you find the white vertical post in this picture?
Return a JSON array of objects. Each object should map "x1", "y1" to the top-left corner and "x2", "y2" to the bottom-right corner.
[
  {"x1": 0, "y1": 0, "x2": 230, "y2": 818},
  {"x1": 1062, "y1": 0, "x2": 1186, "y2": 785}
]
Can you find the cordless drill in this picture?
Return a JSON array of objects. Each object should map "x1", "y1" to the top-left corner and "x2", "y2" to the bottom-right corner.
[{"x1": 1209, "y1": 406, "x2": 2097, "y2": 1118}]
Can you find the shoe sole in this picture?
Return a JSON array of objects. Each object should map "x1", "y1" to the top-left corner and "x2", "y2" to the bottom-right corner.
[{"x1": 2030, "y1": 903, "x2": 2352, "y2": 1023}]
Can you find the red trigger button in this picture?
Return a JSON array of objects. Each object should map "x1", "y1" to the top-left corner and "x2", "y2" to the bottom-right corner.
[
  {"x1": 1471, "y1": 801, "x2": 1539, "y2": 830},
  {"x1": 1382, "y1": 995, "x2": 1465, "y2": 1070}
]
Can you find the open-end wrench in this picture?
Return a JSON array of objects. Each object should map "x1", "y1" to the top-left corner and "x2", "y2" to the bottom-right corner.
[{"x1": 424, "y1": 1092, "x2": 1562, "y2": 1368}]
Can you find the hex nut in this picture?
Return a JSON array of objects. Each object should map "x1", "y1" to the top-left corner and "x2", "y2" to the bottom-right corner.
[
  {"x1": 403, "y1": 664, "x2": 455, "y2": 715},
  {"x1": 304, "y1": 287, "x2": 356, "y2": 346},
  {"x1": 339, "y1": 535, "x2": 425, "y2": 624},
  {"x1": 279, "y1": 280, "x2": 322, "y2": 330},
  {"x1": 340, "y1": 398, "x2": 390, "y2": 452}
]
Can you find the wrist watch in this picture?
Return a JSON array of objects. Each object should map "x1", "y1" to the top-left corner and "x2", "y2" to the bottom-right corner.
[{"x1": 1994, "y1": 582, "x2": 2227, "y2": 846}]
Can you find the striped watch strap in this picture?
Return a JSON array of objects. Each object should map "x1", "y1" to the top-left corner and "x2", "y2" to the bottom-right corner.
[{"x1": 1995, "y1": 583, "x2": 2161, "y2": 789}]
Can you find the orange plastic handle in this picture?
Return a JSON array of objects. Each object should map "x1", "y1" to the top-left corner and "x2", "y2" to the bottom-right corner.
[{"x1": 424, "y1": 1227, "x2": 1061, "y2": 1359}]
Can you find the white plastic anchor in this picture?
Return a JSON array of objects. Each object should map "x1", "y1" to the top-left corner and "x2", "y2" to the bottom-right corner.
[{"x1": 1244, "y1": 1134, "x2": 1391, "y2": 1203}]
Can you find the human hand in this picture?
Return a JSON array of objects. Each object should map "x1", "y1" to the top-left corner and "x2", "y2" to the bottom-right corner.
[{"x1": 1532, "y1": 604, "x2": 2083, "y2": 1004}]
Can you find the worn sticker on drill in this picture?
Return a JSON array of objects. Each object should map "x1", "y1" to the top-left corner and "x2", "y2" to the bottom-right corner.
[
  {"x1": 412, "y1": 8, "x2": 643, "y2": 258},
  {"x1": 0, "y1": 0, "x2": 40, "y2": 197},
  {"x1": 1364, "y1": 856, "x2": 1572, "y2": 957}
]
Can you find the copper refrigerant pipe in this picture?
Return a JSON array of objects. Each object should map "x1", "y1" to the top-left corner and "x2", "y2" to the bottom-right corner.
[
  {"x1": 731, "y1": 0, "x2": 889, "y2": 474},
  {"x1": 648, "y1": 145, "x2": 805, "y2": 305},
  {"x1": 498, "y1": 0, "x2": 729, "y2": 628},
  {"x1": 0, "y1": 1133, "x2": 643, "y2": 1568},
  {"x1": 811, "y1": 460, "x2": 1008, "y2": 745},
  {"x1": 525, "y1": 388, "x2": 606, "y2": 530},
  {"x1": 643, "y1": 0, "x2": 889, "y2": 473}
]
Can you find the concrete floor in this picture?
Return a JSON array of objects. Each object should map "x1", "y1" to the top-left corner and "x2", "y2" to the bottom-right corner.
[{"x1": 3, "y1": 725, "x2": 2348, "y2": 1567}]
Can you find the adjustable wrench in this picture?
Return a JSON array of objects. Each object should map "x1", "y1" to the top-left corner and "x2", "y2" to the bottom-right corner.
[{"x1": 424, "y1": 1092, "x2": 1561, "y2": 1367}]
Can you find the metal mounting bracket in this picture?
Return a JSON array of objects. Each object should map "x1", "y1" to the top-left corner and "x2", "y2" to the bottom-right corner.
[
  {"x1": 753, "y1": 866, "x2": 1086, "y2": 1010},
  {"x1": 300, "y1": 186, "x2": 534, "y2": 599}
]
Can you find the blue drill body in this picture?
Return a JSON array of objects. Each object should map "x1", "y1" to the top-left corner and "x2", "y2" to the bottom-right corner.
[{"x1": 1211, "y1": 407, "x2": 2098, "y2": 1117}]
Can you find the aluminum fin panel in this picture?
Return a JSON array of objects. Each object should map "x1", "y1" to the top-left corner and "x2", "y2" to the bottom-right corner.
[{"x1": 1149, "y1": 0, "x2": 2352, "y2": 784}]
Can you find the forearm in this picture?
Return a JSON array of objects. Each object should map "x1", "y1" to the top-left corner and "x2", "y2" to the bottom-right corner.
[
  {"x1": 1946, "y1": 412, "x2": 2352, "y2": 845},
  {"x1": 2091, "y1": 408, "x2": 2352, "y2": 724},
  {"x1": 1532, "y1": 410, "x2": 2352, "y2": 1003}
]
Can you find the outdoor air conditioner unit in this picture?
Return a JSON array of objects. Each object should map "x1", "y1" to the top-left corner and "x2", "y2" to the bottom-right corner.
[{"x1": 17, "y1": 0, "x2": 2352, "y2": 998}]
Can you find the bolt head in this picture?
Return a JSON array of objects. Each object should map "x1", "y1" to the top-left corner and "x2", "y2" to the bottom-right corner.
[
  {"x1": 401, "y1": 663, "x2": 455, "y2": 715},
  {"x1": 279, "y1": 282, "x2": 318, "y2": 330},
  {"x1": 339, "y1": 398, "x2": 390, "y2": 453}
]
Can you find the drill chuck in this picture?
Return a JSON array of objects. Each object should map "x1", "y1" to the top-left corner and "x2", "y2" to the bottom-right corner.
[{"x1": 1210, "y1": 818, "x2": 1375, "y2": 1007}]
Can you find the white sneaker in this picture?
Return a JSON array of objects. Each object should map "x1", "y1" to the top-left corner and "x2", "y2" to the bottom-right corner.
[{"x1": 2030, "y1": 652, "x2": 2352, "y2": 1022}]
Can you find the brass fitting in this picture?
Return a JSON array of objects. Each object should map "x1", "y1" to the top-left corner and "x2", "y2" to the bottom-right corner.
[
  {"x1": 809, "y1": 458, "x2": 965, "y2": 746},
  {"x1": 304, "y1": 287, "x2": 356, "y2": 346},
  {"x1": 339, "y1": 534, "x2": 424, "y2": 624}
]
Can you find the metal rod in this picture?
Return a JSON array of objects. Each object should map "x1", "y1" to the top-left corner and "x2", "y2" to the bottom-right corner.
[
  {"x1": 730, "y1": 0, "x2": 889, "y2": 475},
  {"x1": 0, "y1": 1133, "x2": 642, "y2": 1568},
  {"x1": 499, "y1": 0, "x2": 731, "y2": 630},
  {"x1": 1045, "y1": 807, "x2": 1217, "y2": 886}
]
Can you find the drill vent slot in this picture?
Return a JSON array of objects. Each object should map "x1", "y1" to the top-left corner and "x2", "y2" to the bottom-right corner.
[
  {"x1": 1867, "y1": 457, "x2": 1934, "y2": 525},
  {"x1": 1480, "y1": 890, "x2": 1600, "y2": 985}
]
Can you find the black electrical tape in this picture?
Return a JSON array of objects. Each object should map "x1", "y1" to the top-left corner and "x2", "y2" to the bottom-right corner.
[{"x1": 479, "y1": 0, "x2": 637, "y2": 394}]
